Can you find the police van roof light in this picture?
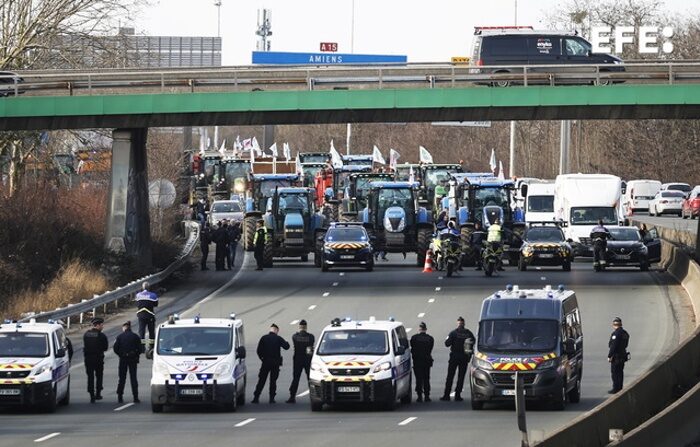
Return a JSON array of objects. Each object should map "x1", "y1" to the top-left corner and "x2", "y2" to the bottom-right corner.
[
  {"x1": 388, "y1": 316, "x2": 395, "y2": 322},
  {"x1": 168, "y1": 315, "x2": 176, "y2": 325},
  {"x1": 513, "y1": 285, "x2": 520, "y2": 293},
  {"x1": 229, "y1": 313, "x2": 237, "y2": 320},
  {"x1": 369, "y1": 316, "x2": 376, "y2": 323},
  {"x1": 558, "y1": 284, "x2": 565, "y2": 293},
  {"x1": 331, "y1": 318, "x2": 342, "y2": 327},
  {"x1": 544, "y1": 285, "x2": 552, "y2": 292},
  {"x1": 29, "y1": 318, "x2": 36, "y2": 324},
  {"x1": 47, "y1": 319, "x2": 55, "y2": 324},
  {"x1": 547, "y1": 292, "x2": 555, "y2": 299},
  {"x1": 494, "y1": 293, "x2": 501, "y2": 299},
  {"x1": 344, "y1": 317, "x2": 352, "y2": 322},
  {"x1": 506, "y1": 284, "x2": 513, "y2": 292},
  {"x1": 194, "y1": 315, "x2": 201, "y2": 324},
  {"x1": 519, "y1": 292, "x2": 527, "y2": 299}
]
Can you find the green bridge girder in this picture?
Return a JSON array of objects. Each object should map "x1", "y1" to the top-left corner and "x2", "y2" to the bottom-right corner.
[{"x1": 1, "y1": 84, "x2": 700, "y2": 130}]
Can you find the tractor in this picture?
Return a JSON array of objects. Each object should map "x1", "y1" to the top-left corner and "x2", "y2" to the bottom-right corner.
[
  {"x1": 341, "y1": 154, "x2": 374, "y2": 167},
  {"x1": 298, "y1": 152, "x2": 331, "y2": 164},
  {"x1": 315, "y1": 165, "x2": 372, "y2": 222},
  {"x1": 243, "y1": 173, "x2": 301, "y2": 251},
  {"x1": 212, "y1": 158, "x2": 251, "y2": 201},
  {"x1": 418, "y1": 163, "x2": 464, "y2": 211},
  {"x1": 340, "y1": 172, "x2": 394, "y2": 221},
  {"x1": 262, "y1": 187, "x2": 328, "y2": 267},
  {"x1": 394, "y1": 163, "x2": 422, "y2": 182},
  {"x1": 361, "y1": 181, "x2": 433, "y2": 266},
  {"x1": 299, "y1": 163, "x2": 327, "y2": 188}
]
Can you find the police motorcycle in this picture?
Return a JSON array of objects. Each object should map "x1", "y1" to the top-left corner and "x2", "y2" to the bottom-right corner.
[
  {"x1": 482, "y1": 241, "x2": 503, "y2": 277},
  {"x1": 591, "y1": 229, "x2": 610, "y2": 272}
]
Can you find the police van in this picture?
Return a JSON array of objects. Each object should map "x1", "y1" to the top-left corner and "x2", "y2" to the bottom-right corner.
[
  {"x1": 150, "y1": 314, "x2": 246, "y2": 412},
  {"x1": 308, "y1": 317, "x2": 411, "y2": 411},
  {"x1": 470, "y1": 285, "x2": 583, "y2": 410},
  {"x1": 0, "y1": 320, "x2": 71, "y2": 412}
]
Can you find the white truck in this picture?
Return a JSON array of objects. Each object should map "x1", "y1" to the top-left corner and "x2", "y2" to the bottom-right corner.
[
  {"x1": 524, "y1": 182, "x2": 555, "y2": 223},
  {"x1": 623, "y1": 180, "x2": 661, "y2": 214},
  {"x1": 554, "y1": 174, "x2": 623, "y2": 256}
]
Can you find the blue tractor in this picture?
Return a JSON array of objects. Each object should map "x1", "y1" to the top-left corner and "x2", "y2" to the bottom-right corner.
[
  {"x1": 361, "y1": 181, "x2": 433, "y2": 265},
  {"x1": 243, "y1": 173, "x2": 300, "y2": 251},
  {"x1": 262, "y1": 187, "x2": 328, "y2": 267}
]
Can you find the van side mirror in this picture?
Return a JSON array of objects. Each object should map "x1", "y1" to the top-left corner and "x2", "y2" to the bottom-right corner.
[
  {"x1": 649, "y1": 228, "x2": 659, "y2": 239},
  {"x1": 563, "y1": 339, "x2": 576, "y2": 356},
  {"x1": 236, "y1": 346, "x2": 246, "y2": 359},
  {"x1": 56, "y1": 348, "x2": 66, "y2": 358},
  {"x1": 395, "y1": 346, "x2": 406, "y2": 356}
]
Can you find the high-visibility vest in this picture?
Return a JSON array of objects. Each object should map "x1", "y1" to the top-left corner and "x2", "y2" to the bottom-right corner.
[
  {"x1": 253, "y1": 227, "x2": 267, "y2": 245},
  {"x1": 487, "y1": 224, "x2": 502, "y2": 243}
]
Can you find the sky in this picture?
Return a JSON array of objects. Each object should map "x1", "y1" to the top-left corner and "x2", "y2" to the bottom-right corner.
[{"x1": 136, "y1": 0, "x2": 697, "y2": 65}]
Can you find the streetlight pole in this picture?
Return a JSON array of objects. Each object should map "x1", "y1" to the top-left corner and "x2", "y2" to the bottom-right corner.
[
  {"x1": 347, "y1": 0, "x2": 355, "y2": 155},
  {"x1": 509, "y1": 0, "x2": 518, "y2": 178},
  {"x1": 214, "y1": 0, "x2": 222, "y2": 37}
]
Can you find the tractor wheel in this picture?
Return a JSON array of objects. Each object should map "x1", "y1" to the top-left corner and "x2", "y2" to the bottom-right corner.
[
  {"x1": 460, "y1": 226, "x2": 475, "y2": 267},
  {"x1": 243, "y1": 216, "x2": 257, "y2": 252},
  {"x1": 340, "y1": 212, "x2": 356, "y2": 223},
  {"x1": 263, "y1": 241, "x2": 274, "y2": 268},
  {"x1": 416, "y1": 228, "x2": 432, "y2": 266}
]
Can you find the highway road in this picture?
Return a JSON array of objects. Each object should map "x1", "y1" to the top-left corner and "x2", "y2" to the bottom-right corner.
[
  {"x1": 633, "y1": 213, "x2": 698, "y2": 235},
  {"x1": 0, "y1": 254, "x2": 688, "y2": 447}
]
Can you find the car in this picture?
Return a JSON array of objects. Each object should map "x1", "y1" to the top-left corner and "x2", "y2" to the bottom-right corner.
[
  {"x1": 623, "y1": 180, "x2": 662, "y2": 214},
  {"x1": 603, "y1": 226, "x2": 661, "y2": 271},
  {"x1": 208, "y1": 200, "x2": 243, "y2": 226},
  {"x1": 681, "y1": 186, "x2": 700, "y2": 219},
  {"x1": 518, "y1": 223, "x2": 573, "y2": 271},
  {"x1": 0, "y1": 320, "x2": 71, "y2": 412},
  {"x1": 320, "y1": 223, "x2": 374, "y2": 271},
  {"x1": 0, "y1": 71, "x2": 24, "y2": 97},
  {"x1": 308, "y1": 317, "x2": 412, "y2": 411},
  {"x1": 469, "y1": 26, "x2": 624, "y2": 87},
  {"x1": 648, "y1": 191, "x2": 685, "y2": 217},
  {"x1": 661, "y1": 182, "x2": 692, "y2": 197}
]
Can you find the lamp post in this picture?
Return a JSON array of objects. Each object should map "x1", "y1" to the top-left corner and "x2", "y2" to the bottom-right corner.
[{"x1": 214, "y1": 0, "x2": 222, "y2": 37}]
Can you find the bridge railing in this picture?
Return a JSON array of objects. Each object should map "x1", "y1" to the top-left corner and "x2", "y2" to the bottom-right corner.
[
  {"x1": 4, "y1": 62, "x2": 700, "y2": 97},
  {"x1": 18, "y1": 222, "x2": 200, "y2": 327}
]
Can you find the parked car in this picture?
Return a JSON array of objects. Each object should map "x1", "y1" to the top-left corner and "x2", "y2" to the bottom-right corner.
[
  {"x1": 648, "y1": 191, "x2": 685, "y2": 217},
  {"x1": 0, "y1": 71, "x2": 24, "y2": 97},
  {"x1": 661, "y1": 182, "x2": 692, "y2": 197},
  {"x1": 623, "y1": 180, "x2": 661, "y2": 214},
  {"x1": 603, "y1": 226, "x2": 661, "y2": 271},
  {"x1": 681, "y1": 186, "x2": 700, "y2": 220},
  {"x1": 208, "y1": 200, "x2": 244, "y2": 226}
]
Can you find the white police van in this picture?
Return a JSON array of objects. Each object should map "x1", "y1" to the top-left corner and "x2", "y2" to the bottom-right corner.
[
  {"x1": 0, "y1": 320, "x2": 71, "y2": 412},
  {"x1": 150, "y1": 314, "x2": 246, "y2": 412},
  {"x1": 308, "y1": 317, "x2": 411, "y2": 411}
]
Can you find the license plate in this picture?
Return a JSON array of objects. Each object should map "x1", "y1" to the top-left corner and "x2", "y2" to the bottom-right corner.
[
  {"x1": 340, "y1": 255, "x2": 355, "y2": 260},
  {"x1": 337, "y1": 386, "x2": 360, "y2": 393},
  {"x1": 501, "y1": 389, "x2": 516, "y2": 396},
  {"x1": 180, "y1": 389, "x2": 203, "y2": 396},
  {"x1": 616, "y1": 255, "x2": 631, "y2": 260},
  {"x1": 538, "y1": 253, "x2": 555, "y2": 258},
  {"x1": 0, "y1": 389, "x2": 20, "y2": 396}
]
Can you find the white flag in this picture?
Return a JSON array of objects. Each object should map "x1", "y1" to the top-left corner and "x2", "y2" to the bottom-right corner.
[
  {"x1": 389, "y1": 149, "x2": 400, "y2": 171},
  {"x1": 489, "y1": 149, "x2": 497, "y2": 175},
  {"x1": 283, "y1": 142, "x2": 291, "y2": 161},
  {"x1": 242, "y1": 138, "x2": 252, "y2": 151},
  {"x1": 329, "y1": 140, "x2": 343, "y2": 168},
  {"x1": 419, "y1": 146, "x2": 433, "y2": 164},
  {"x1": 409, "y1": 165, "x2": 415, "y2": 183},
  {"x1": 372, "y1": 145, "x2": 386, "y2": 165},
  {"x1": 250, "y1": 139, "x2": 255, "y2": 172},
  {"x1": 498, "y1": 160, "x2": 505, "y2": 180},
  {"x1": 218, "y1": 139, "x2": 227, "y2": 155},
  {"x1": 252, "y1": 137, "x2": 262, "y2": 156},
  {"x1": 295, "y1": 153, "x2": 302, "y2": 174},
  {"x1": 269, "y1": 142, "x2": 278, "y2": 158},
  {"x1": 234, "y1": 135, "x2": 243, "y2": 155},
  {"x1": 198, "y1": 128, "x2": 206, "y2": 155}
]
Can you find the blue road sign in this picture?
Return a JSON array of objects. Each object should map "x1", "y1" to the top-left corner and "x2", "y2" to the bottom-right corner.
[{"x1": 252, "y1": 51, "x2": 407, "y2": 65}]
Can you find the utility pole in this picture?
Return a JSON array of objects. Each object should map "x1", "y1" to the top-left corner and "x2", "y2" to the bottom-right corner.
[
  {"x1": 214, "y1": 0, "x2": 222, "y2": 37},
  {"x1": 256, "y1": 9, "x2": 275, "y2": 150},
  {"x1": 347, "y1": 0, "x2": 355, "y2": 155},
  {"x1": 559, "y1": 120, "x2": 571, "y2": 175},
  {"x1": 509, "y1": 0, "x2": 517, "y2": 178}
]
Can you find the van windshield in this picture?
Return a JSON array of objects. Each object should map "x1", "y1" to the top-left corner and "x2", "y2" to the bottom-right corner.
[
  {"x1": 570, "y1": 207, "x2": 617, "y2": 225},
  {"x1": 317, "y1": 330, "x2": 388, "y2": 356},
  {"x1": 157, "y1": 327, "x2": 232, "y2": 356},
  {"x1": 527, "y1": 195, "x2": 554, "y2": 213},
  {"x1": 0, "y1": 333, "x2": 49, "y2": 357},
  {"x1": 478, "y1": 319, "x2": 559, "y2": 353}
]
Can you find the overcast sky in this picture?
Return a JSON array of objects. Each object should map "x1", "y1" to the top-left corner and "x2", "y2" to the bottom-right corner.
[{"x1": 136, "y1": 0, "x2": 696, "y2": 65}]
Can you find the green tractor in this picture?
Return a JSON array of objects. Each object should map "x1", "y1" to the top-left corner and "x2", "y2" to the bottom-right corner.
[
  {"x1": 212, "y1": 158, "x2": 251, "y2": 201},
  {"x1": 340, "y1": 172, "x2": 394, "y2": 222}
]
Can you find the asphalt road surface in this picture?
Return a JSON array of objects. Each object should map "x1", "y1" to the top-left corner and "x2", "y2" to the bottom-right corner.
[
  {"x1": 0, "y1": 253, "x2": 687, "y2": 447},
  {"x1": 633, "y1": 213, "x2": 698, "y2": 234}
]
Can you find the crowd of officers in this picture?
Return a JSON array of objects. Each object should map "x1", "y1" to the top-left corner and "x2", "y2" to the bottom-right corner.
[{"x1": 200, "y1": 219, "x2": 242, "y2": 271}]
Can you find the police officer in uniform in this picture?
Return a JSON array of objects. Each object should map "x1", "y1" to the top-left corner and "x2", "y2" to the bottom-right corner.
[
  {"x1": 135, "y1": 282, "x2": 158, "y2": 353},
  {"x1": 113, "y1": 321, "x2": 142, "y2": 403},
  {"x1": 286, "y1": 320, "x2": 315, "y2": 403},
  {"x1": 254, "y1": 219, "x2": 267, "y2": 271},
  {"x1": 410, "y1": 322, "x2": 434, "y2": 402},
  {"x1": 200, "y1": 223, "x2": 212, "y2": 271},
  {"x1": 469, "y1": 222, "x2": 487, "y2": 270},
  {"x1": 440, "y1": 316, "x2": 475, "y2": 402},
  {"x1": 83, "y1": 318, "x2": 108, "y2": 403},
  {"x1": 608, "y1": 316, "x2": 630, "y2": 394},
  {"x1": 252, "y1": 323, "x2": 290, "y2": 404}
]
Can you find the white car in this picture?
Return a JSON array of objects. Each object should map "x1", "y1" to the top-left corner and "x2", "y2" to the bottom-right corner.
[
  {"x1": 208, "y1": 200, "x2": 243, "y2": 226},
  {"x1": 648, "y1": 191, "x2": 685, "y2": 216},
  {"x1": 661, "y1": 182, "x2": 692, "y2": 197}
]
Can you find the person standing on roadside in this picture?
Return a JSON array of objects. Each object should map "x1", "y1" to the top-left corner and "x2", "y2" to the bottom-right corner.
[
  {"x1": 410, "y1": 322, "x2": 434, "y2": 402},
  {"x1": 440, "y1": 316, "x2": 475, "y2": 402},
  {"x1": 200, "y1": 223, "x2": 212, "y2": 271},
  {"x1": 83, "y1": 318, "x2": 108, "y2": 403},
  {"x1": 252, "y1": 324, "x2": 290, "y2": 404},
  {"x1": 287, "y1": 320, "x2": 315, "y2": 403},
  {"x1": 213, "y1": 221, "x2": 229, "y2": 271},
  {"x1": 227, "y1": 221, "x2": 242, "y2": 269},
  {"x1": 135, "y1": 282, "x2": 158, "y2": 354},
  {"x1": 254, "y1": 219, "x2": 267, "y2": 271},
  {"x1": 113, "y1": 321, "x2": 142, "y2": 404},
  {"x1": 608, "y1": 316, "x2": 630, "y2": 394}
]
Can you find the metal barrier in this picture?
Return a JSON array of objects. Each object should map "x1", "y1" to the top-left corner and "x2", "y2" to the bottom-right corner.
[{"x1": 19, "y1": 221, "x2": 200, "y2": 327}]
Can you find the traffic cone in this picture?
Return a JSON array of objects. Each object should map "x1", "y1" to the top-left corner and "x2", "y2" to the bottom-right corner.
[{"x1": 423, "y1": 249, "x2": 434, "y2": 273}]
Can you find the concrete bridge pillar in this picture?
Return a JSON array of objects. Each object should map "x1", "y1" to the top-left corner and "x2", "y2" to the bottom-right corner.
[{"x1": 105, "y1": 128, "x2": 152, "y2": 267}]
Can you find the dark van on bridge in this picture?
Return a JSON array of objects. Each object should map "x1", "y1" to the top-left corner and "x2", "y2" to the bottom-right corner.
[
  {"x1": 469, "y1": 26, "x2": 624, "y2": 87},
  {"x1": 470, "y1": 285, "x2": 583, "y2": 410}
]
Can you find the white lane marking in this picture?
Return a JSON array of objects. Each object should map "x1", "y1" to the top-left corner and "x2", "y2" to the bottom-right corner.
[
  {"x1": 308, "y1": 305, "x2": 317, "y2": 310},
  {"x1": 322, "y1": 292, "x2": 330, "y2": 297},
  {"x1": 290, "y1": 319, "x2": 299, "y2": 325},
  {"x1": 332, "y1": 282, "x2": 339, "y2": 287},
  {"x1": 34, "y1": 433, "x2": 61, "y2": 443},
  {"x1": 398, "y1": 417, "x2": 418, "y2": 426},
  {"x1": 428, "y1": 298, "x2": 435, "y2": 303},
  {"x1": 296, "y1": 390, "x2": 310, "y2": 397},
  {"x1": 339, "y1": 272, "x2": 345, "y2": 276},
  {"x1": 435, "y1": 287, "x2": 441, "y2": 292},
  {"x1": 417, "y1": 312, "x2": 425, "y2": 318},
  {"x1": 406, "y1": 328, "x2": 412, "y2": 333},
  {"x1": 114, "y1": 403, "x2": 134, "y2": 412},
  {"x1": 438, "y1": 276, "x2": 443, "y2": 280},
  {"x1": 235, "y1": 418, "x2": 256, "y2": 428}
]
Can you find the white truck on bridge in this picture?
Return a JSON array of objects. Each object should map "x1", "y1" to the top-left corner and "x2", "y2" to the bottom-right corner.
[{"x1": 554, "y1": 174, "x2": 623, "y2": 256}]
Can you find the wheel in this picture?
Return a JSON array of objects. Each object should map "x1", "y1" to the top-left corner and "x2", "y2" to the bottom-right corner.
[
  {"x1": 552, "y1": 385, "x2": 567, "y2": 411},
  {"x1": 263, "y1": 241, "x2": 274, "y2": 268},
  {"x1": 460, "y1": 226, "x2": 475, "y2": 267},
  {"x1": 314, "y1": 236, "x2": 324, "y2": 267},
  {"x1": 236, "y1": 388, "x2": 246, "y2": 406},
  {"x1": 400, "y1": 378, "x2": 412, "y2": 404},
  {"x1": 492, "y1": 70, "x2": 511, "y2": 88},
  {"x1": 595, "y1": 69, "x2": 612, "y2": 86},
  {"x1": 311, "y1": 400, "x2": 323, "y2": 412},
  {"x1": 568, "y1": 378, "x2": 581, "y2": 404},
  {"x1": 484, "y1": 261, "x2": 494, "y2": 277},
  {"x1": 471, "y1": 398, "x2": 484, "y2": 410},
  {"x1": 151, "y1": 403, "x2": 164, "y2": 413},
  {"x1": 301, "y1": 254, "x2": 309, "y2": 262},
  {"x1": 222, "y1": 400, "x2": 236, "y2": 412},
  {"x1": 518, "y1": 257, "x2": 527, "y2": 271},
  {"x1": 340, "y1": 212, "x2": 355, "y2": 223},
  {"x1": 594, "y1": 263, "x2": 602, "y2": 272},
  {"x1": 366, "y1": 261, "x2": 374, "y2": 272},
  {"x1": 416, "y1": 228, "x2": 432, "y2": 266},
  {"x1": 243, "y1": 216, "x2": 257, "y2": 251},
  {"x1": 43, "y1": 386, "x2": 57, "y2": 413},
  {"x1": 683, "y1": 210, "x2": 688, "y2": 219},
  {"x1": 59, "y1": 378, "x2": 70, "y2": 406},
  {"x1": 384, "y1": 389, "x2": 398, "y2": 411},
  {"x1": 563, "y1": 261, "x2": 572, "y2": 272},
  {"x1": 640, "y1": 261, "x2": 650, "y2": 272},
  {"x1": 321, "y1": 262, "x2": 329, "y2": 272},
  {"x1": 678, "y1": 212, "x2": 683, "y2": 218},
  {"x1": 446, "y1": 262, "x2": 454, "y2": 277}
]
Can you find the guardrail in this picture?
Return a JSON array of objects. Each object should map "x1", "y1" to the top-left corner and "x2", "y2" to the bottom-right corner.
[
  {"x1": 4, "y1": 62, "x2": 700, "y2": 97},
  {"x1": 19, "y1": 221, "x2": 200, "y2": 327}
]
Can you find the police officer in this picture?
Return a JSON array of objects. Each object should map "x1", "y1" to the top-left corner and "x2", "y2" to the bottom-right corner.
[
  {"x1": 252, "y1": 323, "x2": 290, "y2": 404},
  {"x1": 113, "y1": 321, "x2": 142, "y2": 403},
  {"x1": 470, "y1": 222, "x2": 487, "y2": 270},
  {"x1": 200, "y1": 223, "x2": 212, "y2": 271},
  {"x1": 83, "y1": 317, "x2": 108, "y2": 403},
  {"x1": 254, "y1": 219, "x2": 267, "y2": 271},
  {"x1": 227, "y1": 221, "x2": 242, "y2": 268},
  {"x1": 213, "y1": 221, "x2": 230, "y2": 271},
  {"x1": 286, "y1": 320, "x2": 315, "y2": 403},
  {"x1": 608, "y1": 316, "x2": 630, "y2": 394},
  {"x1": 591, "y1": 219, "x2": 611, "y2": 269},
  {"x1": 440, "y1": 316, "x2": 475, "y2": 402},
  {"x1": 135, "y1": 282, "x2": 158, "y2": 353},
  {"x1": 410, "y1": 322, "x2": 434, "y2": 402},
  {"x1": 487, "y1": 219, "x2": 505, "y2": 271}
]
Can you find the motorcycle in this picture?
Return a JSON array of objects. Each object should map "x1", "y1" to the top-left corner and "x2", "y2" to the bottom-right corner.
[
  {"x1": 482, "y1": 241, "x2": 503, "y2": 277},
  {"x1": 441, "y1": 233, "x2": 462, "y2": 277}
]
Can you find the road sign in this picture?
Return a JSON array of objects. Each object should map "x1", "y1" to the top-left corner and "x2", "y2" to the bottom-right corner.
[
  {"x1": 252, "y1": 51, "x2": 407, "y2": 65},
  {"x1": 451, "y1": 56, "x2": 470, "y2": 64},
  {"x1": 320, "y1": 42, "x2": 338, "y2": 52}
]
